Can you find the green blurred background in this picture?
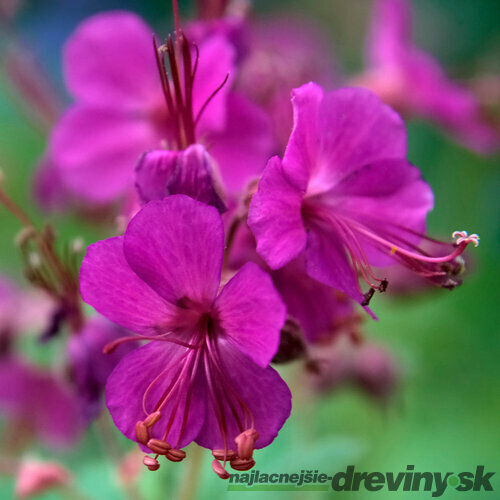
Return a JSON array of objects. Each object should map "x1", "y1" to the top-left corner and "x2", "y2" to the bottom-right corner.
[{"x1": 0, "y1": 0, "x2": 499, "y2": 498}]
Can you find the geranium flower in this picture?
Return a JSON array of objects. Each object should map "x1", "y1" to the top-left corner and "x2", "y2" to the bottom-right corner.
[
  {"x1": 80, "y1": 195, "x2": 290, "y2": 477},
  {"x1": 0, "y1": 356, "x2": 84, "y2": 449},
  {"x1": 360, "y1": 0, "x2": 498, "y2": 153},
  {"x1": 41, "y1": 11, "x2": 272, "y2": 206},
  {"x1": 248, "y1": 83, "x2": 479, "y2": 307},
  {"x1": 310, "y1": 339, "x2": 398, "y2": 401},
  {"x1": 236, "y1": 16, "x2": 337, "y2": 151}
]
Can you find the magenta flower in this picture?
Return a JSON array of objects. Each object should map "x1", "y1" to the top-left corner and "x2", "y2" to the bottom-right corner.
[
  {"x1": 363, "y1": 0, "x2": 498, "y2": 153},
  {"x1": 310, "y1": 339, "x2": 398, "y2": 402},
  {"x1": 236, "y1": 16, "x2": 337, "y2": 151},
  {"x1": 43, "y1": 11, "x2": 272, "y2": 205},
  {"x1": 0, "y1": 356, "x2": 84, "y2": 449},
  {"x1": 249, "y1": 83, "x2": 479, "y2": 307},
  {"x1": 80, "y1": 195, "x2": 290, "y2": 476}
]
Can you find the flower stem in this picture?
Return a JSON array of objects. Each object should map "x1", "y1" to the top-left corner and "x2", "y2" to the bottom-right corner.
[{"x1": 95, "y1": 414, "x2": 146, "y2": 500}]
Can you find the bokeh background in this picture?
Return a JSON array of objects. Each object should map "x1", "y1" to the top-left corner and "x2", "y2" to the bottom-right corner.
[{"x1": 0, "y1": 0, "x2": 499, "y2": 498}]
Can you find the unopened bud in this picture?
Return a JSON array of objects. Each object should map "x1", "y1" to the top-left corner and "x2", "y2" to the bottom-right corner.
[
  {"x1": 28, "y1": 252, "x2": 42, "y2": 269},
  {"x1": 71, "y1": 237, "x2": 84, "y2": 254},
  {"x1": 15, "y1": 459, "x2": 71, "y2": 499},
  {"x1": 15, "y1": 227, "x2": 36, "y2": 247},
  {"x1": 355, "y1": 344, "x2": 398, "y2": 400}
]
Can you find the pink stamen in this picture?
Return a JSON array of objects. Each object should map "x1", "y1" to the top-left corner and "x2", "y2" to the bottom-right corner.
[
  {"x1": 206, "y1": 333, "x2": 255, "y2": 430},
  {"x1": 194, "y1": 73, "x2": 230, "y2": 126},
  {"x1": 173, "y1": 346, "x2": 203, "y2": 449},
  {"x1": 172, "y1": 0, "x2": 181, "y2": 36},
  {"x1": 103, "y1": 333, "x2": 201, "y2": 354},
  {"x1": 131, "y1": 313, "x2": 257, "y2": 475},
  {"x1": 142, "y1": 363, "x2": 184, "y2": 416},
  {"x1": 203, "y1": 347, "x2": 229, "y2": 458},
  {"x1": 352, "y1": 223, "x2": 476, "y2": 264}
]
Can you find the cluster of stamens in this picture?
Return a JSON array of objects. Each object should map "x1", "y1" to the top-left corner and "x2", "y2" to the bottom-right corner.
[
  {"x1": 135, "y1": 411, "x2": 187, "y2": 470},
  {"x1": 153, "y1": 21, "x2": 229, "y2": 150},
  {"x1": 109, "y1": 311, "x2": 259, "y2": 479},
  {"x1": 303, "y1": 202, "x2": 480, "y2": 305},
  {"x1": 211, "y1": 428, "x2": 259, "y2": 479},
  {"x1": 355, "y1": 225, "x2": 480, "y2": 302}
]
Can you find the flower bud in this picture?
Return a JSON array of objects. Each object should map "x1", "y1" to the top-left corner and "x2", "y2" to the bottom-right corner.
[{"x1": 15, "y1": 459, "x2": 71, "y2": 499}]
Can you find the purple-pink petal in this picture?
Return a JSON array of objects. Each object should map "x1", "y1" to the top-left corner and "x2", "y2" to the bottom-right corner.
[
  {"x1": 312, "y1": 87, "x2": 407, "y2": 191},
  {"x1": 135, "y1": 150, "x2": 178, "y2": 205},
  {"x1": 248, "y1": 156, "x2": 307, "y2": 269},
  {"x1": 401, "y1": 49, "x2": 499, "y2": 153},
  {"x1": 368, "y1": 0, "x2": 412, "y2": 68},
  {"x1": 214, "y1": 262, "x2": 286, "y2": 367},
  {"x1": 63, "y1": 11, "x2": 162, "y2": 111},
  {"x1": 194, "y1": 35, "x2": 235, "y2": 134},
  {"x1": 333, "y1": 159, "x2": 434, "y2": 266},
  {"x1": 33, "y1": 153, "x2": 72, "y2": 212},
  {"x1": 51, "y1": 105, "x2": 159, "y2": 202},
  {"x1": 283, "y1": 84, "x2": 408, "y2": 194},
  {"x1": 123, "y1": 196, "x2": 224, "y2": 306},
  {"x1": 208, "y1": 92, "x2": 275, "y2": 194},
  {"x1": 304, "y1": 224, "x2": 364, "y2": 305},
  {"x1": 105, "y1": 341, "x2": 206, "y2": 451},
  {"x1": 367, "y1": 0, "x2": 498, "y2": 154},
  {"x1": 80, "y1": 236, "x2": 178, "y2": 335},
  {"x1": 282, "y1": 82, "x2": 324, "y2": 191},
  {"x1": 186, "y1": 16, "x2": 249, "y2": 62},
  {"x1": 194, "y1": 340, "x2": 291, "y2": 450}
]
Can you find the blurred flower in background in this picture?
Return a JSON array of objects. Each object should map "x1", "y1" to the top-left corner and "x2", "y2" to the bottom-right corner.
[{"x1": 357, "y1": 0, "x2": 499, "y2": 153}]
